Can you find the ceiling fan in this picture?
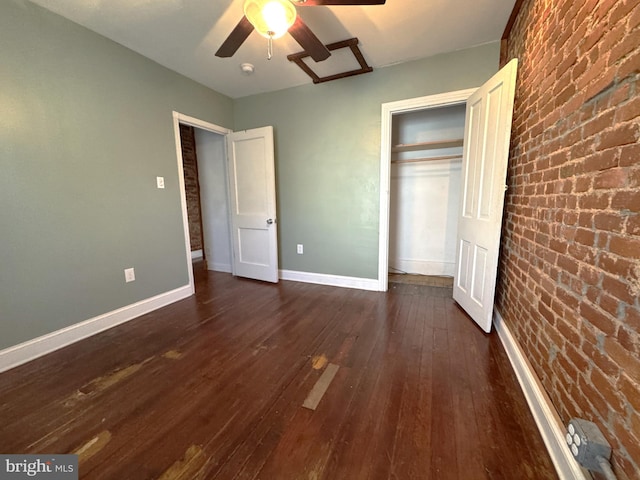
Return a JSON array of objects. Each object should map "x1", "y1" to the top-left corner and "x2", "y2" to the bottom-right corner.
[{"x1": 216, "y1": 0, "x2": 386, "y2": 62}]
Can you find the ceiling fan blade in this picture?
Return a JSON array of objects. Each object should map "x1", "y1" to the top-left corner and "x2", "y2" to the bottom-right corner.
[
  {"x1": 294, "y1": 0, "x2": 386, "y2": 5},
  {"x1": 288, "y1": 16, "x2": 331, "y2": 62},
  {"x1": 215, "y1": 16, "x2": 254, "y2": 58}
]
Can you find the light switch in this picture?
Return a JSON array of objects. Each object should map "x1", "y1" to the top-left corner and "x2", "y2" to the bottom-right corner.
[{"x1": 156, "y1": 176, "x2": 165, "y2": 189}]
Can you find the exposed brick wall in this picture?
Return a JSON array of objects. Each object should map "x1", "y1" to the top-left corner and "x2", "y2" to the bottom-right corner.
[
  {"x1": 179, "y1": 124, "x2": 204, "y2": 252},
  {"x1": 497, "y1": 0, "x2": 640, "y2": 478}
]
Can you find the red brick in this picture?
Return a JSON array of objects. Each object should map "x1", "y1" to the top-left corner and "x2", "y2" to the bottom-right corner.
[
  {"x1": 627, "y1": 214, "x2": 640, "y2": 236},
  {"x1": 615, "y1": 94, "x2": 640, "y2": 124},
  {"x1": 583, "y1": 340, "x2": 621, "y2": 377},
  {"x1": 538, "y1": 300, "x2": 556, "y2": 324},
  {"x1": 571, "y1": 56, "x2": 589, "y2": 82},
  {"x1": 585, "y1": 73, "x2": 617, "y2": 106},
  {"x1": 594, "y1": 168, "x2": 629, "y2": 189},
  {"x1": 610, "y1": 29, "x2": 640, "y2": 66},
  {"x1": 574, "y1": 212, "x2": 593, "y2": 229},
  {"x1": 590, "y1": 366, "x2": 626, "y2": 412},
  {"x1": 609, "y1": 0, "x2": 640, "y2": 26},
  {"x1": 598, "y1": 123, "x2": 640, "y2": 151},
  {"x1": 617, "y1": 48, "x2": 640, "y2": 80},
  {"x1": 581, "y1": 25, "x2": 606, "y2": 58},
  {"x1": 594, "y1": 212, "x2": 624, "y2": 232},
  {"x1": 618, "y1": 373, "x2": 640, "y2": 411},
  {"x1": 630, "y1": 167, "x2": 640, "y2": 189},
  {"x1": 606, "y1": 337, "x2": 640, "y2": 384},
  {"x1": 609, "y1": 81, "x2": 632, "y2": 107},
  {"x1": 625, "y1": 306, "x2": 640, "y2": 334},
  {"x1": 502, "y1": 2, "x2": 640, "y2": 477},
  {"x1": 594, "y1": 0, "x2": 618, "y2": 21},
  {"x1": 618, "y1": 143, "x2": 640, "y2": 168},
  {"x1": 581, "y1": 301, "x2": 618, "y2": 336},
  {"x1": 631, "y1": 411, "x2": 640, "y2": 440},
  {"x1": 583, "y1": 148, "x2": 619, "y2": 172},
  {"x1": 609, "y1": 235, "x2": 640, "y2": 258},
  {"x1": 611, "y1": 190, "x2": 640, "y2": 212},
  {"x1": 557, "y1": 354, "x2": 580, "y2": 380},
  {"x1": 602, "y1": 274, "x2": 636, "y2": 304},
  {"x1": 555, "y1": 84, "x2": 578, "y2": 108},
  {"x1": 578, "y1": 376, "x2": 614, "y2": 420},
  {"x1": 616, "y1": 325, "x2": 639, "y2": 354},
  {"x1": 574, "y1": 228, "x2": 596, "y2": 246},
  {"x1": 586, "y1": 286, "x2": 601, "y2": 305},
  {"x1": 611, "y1": 456, "x2": 638, "y2": 480},
  {"x1": 558, "y1": 319, "x2": 582, "y2": 349},
  {"x1": 598, "y1": 252, "x2": 633, "y2": 277},
  {"x1": 596, "y1": 232, "x2": 609, "y2": 249},
  {"x1": 549, "y1": 237, "x2": 568, "y2": 254},
  {"x1": 631, "y1": 0, "x2": 640, "y2": 30},
  {"x1": 579, "y1": 192, "x2": 611, "y2": 210},
  {"x1": 583, "y1": 109, "x2": 616, "y2": 139},
  {"x1": 568, "y1": 243, "x2": 597, "y2": 264},
  {"x1": 598, "y1": 292, "x2": 622, "y2": 318},
  {"x1": 612, "y1": 417, "x2": 640, "y2": 468},
  {"x1": 574, "y1": 176, "x2": 592, "y2": 192},
  {"x1": 555, "y1": 284, "x2": 580, "y2": 308}
]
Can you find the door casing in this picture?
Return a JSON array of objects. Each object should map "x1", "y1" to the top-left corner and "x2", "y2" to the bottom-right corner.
[
  {"x1": 378, "y1": 89, "x2": 477, "y2": 292},
  {"x1": 172, "y1": 111, "x2": 231, "y2": 294}
]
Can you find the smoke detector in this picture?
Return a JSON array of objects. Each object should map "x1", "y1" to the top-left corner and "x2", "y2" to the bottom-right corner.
[{"x1": 240, "y1": 63, "x2": 255, "y2": 75}]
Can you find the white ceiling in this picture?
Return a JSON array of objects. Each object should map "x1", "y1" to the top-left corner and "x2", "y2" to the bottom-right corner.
[{"x1": 29, "y1": 0, "x2": 516, "y2": 99}]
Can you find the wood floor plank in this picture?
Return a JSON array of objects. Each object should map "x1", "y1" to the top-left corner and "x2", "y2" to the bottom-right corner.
[
  {"x1": 0, "y1": 269, "x2": 558, "y2": 479},
  {"x1": 302, "y1": 363, "x2": 340, "y2": 410},
  {"x1": 446, "y1": 301, "x2": 490, "y2": 480},
  {"x1": 430, "y1": 323, "x2": 460, "y2": 480},
  {"x1": 388, "y1": 291, "x2": 431, "y2": 479},
  {"x1": 367, "y1": 289, "x2": 419, "y2": 480}
]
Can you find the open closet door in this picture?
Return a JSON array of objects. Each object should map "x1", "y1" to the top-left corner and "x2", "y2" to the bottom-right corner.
[
  {"x1": 227, "y1": 126, "x2": 279, "y2": 283},
  {"x1": 453, "y1": 58, "x2": 518, "y2": 333}
]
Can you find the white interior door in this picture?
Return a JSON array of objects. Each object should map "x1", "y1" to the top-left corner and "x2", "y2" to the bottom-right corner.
[
  {"x1": 453, "y1": 58, "x2": 518, "y2": 332},
  {"x1": 227, "y1": 126, "x2": 279, "y2": 283}
]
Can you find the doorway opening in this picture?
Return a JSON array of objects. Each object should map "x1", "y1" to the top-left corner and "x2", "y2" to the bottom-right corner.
[
  {"x1": 173, "y1": 112, "x2": 232, "y2": 293},
  {"x1": 378, "y1": 89, "x2": 476, "y2": 292},
  {"x1": 179, "y1": 124, "x2": 205, "y2": 266}
]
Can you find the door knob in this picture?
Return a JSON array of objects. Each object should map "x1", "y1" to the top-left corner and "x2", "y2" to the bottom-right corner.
[{"x1": 266, "y1": 218, "x2": 274, "y2": 225}]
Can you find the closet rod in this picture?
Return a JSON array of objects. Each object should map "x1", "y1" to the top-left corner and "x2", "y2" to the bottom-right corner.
[{"x1": 391, "y1": 154, "x2": 463, "y2": 165}]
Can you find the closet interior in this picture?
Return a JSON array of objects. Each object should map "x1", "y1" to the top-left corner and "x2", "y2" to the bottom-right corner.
[{"x1": 389, "y1": 103, "x2": 466, "y2": 285}]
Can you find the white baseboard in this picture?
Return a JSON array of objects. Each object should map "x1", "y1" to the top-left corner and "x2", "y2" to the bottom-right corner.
[
  {"x1": 0, "y1": 285, "x2": 193, "y2": 374},
  {"x1": 389, "y1": 258, "x2": 455, "y2": 276},
  {"x1": 494, "y1": 309, "x2": 590, "y2": 480},
  {"x1": 209, "y1": 262, "x2": 232, "y2": 273},
  {"x1": 191, "y1": 249, "x2": 203, "y2": 260},
  {"x1": 279, "y1": 269, "x2": 379, "y2": 291}
]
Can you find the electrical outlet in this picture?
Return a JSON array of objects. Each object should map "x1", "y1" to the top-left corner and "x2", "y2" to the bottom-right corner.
[
  {"x1": 566, "y1": 418, "x2": 611, "y2": 473},
  {"x1": 156, "y1": 176, "x2": 165, "y2": 189},
  {"x1": 297, "y1": 244, "x2": 303, "y2": 254},
  {"x1": 124, "y1": 267, "x2": 135, "y2": 283}
]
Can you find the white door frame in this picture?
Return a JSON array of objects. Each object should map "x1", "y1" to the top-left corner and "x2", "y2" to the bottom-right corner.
[
  {"x1": 378, "y1": 89, "x2": 477, "y2": 292},
  {"x1": 172, "y1": 111, "x2": 231, "y2": 294}
]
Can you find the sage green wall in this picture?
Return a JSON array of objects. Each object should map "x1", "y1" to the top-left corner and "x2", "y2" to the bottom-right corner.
[
  {"x1": 0, "y1": 0, "x2": 500, "y2": 352},
  {"x1": 0, "y1": 1, "x2": 233, "y2": 350},
  {"x1": 234, "y1": 42, "x2": 500, "y2": 279}
]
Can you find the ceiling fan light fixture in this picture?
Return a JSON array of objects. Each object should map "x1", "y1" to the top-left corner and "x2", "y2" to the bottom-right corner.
[{"x1": 244, "y1": 0, "x2": 297, "y2": 39}]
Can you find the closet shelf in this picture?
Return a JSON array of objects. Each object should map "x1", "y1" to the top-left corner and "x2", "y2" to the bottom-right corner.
[
  {"x1": 391, "y1": 154, "x2": 463, "y2": 165},
  {"x1": 391, "y1": 138, "x2": 464, "y2": 153}
]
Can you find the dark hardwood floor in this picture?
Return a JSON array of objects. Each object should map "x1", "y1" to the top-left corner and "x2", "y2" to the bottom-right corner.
[{"x1": 0, "y1": 266, "x2": 558, "y2": 479}]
